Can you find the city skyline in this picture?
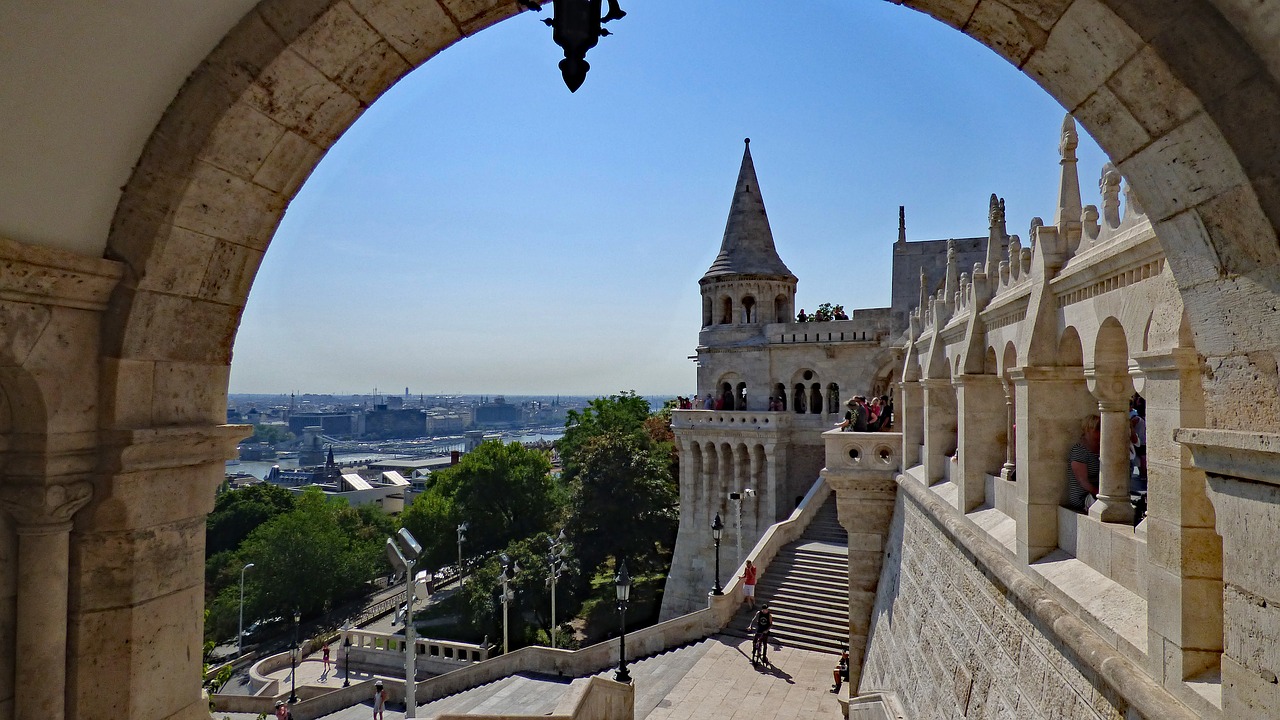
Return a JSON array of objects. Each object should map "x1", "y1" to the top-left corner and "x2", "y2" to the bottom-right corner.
[{"x1": 228, "y1": 0, "x2": 1108, "y2": 396}]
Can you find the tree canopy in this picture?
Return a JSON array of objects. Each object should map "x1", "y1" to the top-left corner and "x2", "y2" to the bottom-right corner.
[
  {"x1": 399, "y1": 440, "x2": 562, "y2": 572},
  {"x1": 205, "y1": 488, "x2": 390, "y2": 641}
]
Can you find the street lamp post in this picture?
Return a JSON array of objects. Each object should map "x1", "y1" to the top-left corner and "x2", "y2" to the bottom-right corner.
[
  {"x1": 498, "y1": 554, "x2": 520, "y2": 654},
  {"x1": 386, "y1": 527, "x2": 423, "y2": 718},
  {"x1": 711, "y1": 514, "x2": 724, "y2": 596},
  {"x1": 237, "y1": 562, "x2": 255, "y2": 657},
  {"x1": 547, "y1": 530, "x2": 569, "y2": 648},
  {"x1": 457, "y1": 521, "x2": 468, "y2": 615},
  {"x1": 288, "y1": 609, "x2": 301, "y2": 704},
  {"x1": 342, "y1": 622, "x2": 352, "y2": 687},
  {"x1": 614, "y1": 560, "x2": 632, "y2": 683}
]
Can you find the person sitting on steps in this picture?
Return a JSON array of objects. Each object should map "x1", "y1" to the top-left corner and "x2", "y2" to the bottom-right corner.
[{"x1": 831, "y1": 648, "x2": 850, "y2": 693}]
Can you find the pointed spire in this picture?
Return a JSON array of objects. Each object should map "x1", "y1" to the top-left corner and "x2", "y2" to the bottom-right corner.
[
  {"x1": 1055, "y1": 114, "x2": 1082, "y2": 231},
  {"x1": 327, "y1": 446, "x2": 335, "y2": 467},
  {"x1": 944, "y1": 239, "x2": 958, "y2": 303},
  {"x1": 918, "y1": 266, "x2": 928, "y2": 319},
  {"x1": 703, "y1": 139, "x2": 795, "y2": 280},
  {"x1": 897, "y1": 206, "x2": 907, "y2": 244},
  {"x1": 986, "y1": 194, "x2": 1006, "y2": 278}
]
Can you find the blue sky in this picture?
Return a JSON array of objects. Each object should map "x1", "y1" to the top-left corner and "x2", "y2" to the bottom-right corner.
[{"x1": 228, "y1": 0, "x2": 1107, "y2": 396}]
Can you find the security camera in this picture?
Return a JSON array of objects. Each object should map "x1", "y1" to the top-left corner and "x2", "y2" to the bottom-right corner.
[{"x1": 743, "y1": 488, "x2": 757, "y2": 497}]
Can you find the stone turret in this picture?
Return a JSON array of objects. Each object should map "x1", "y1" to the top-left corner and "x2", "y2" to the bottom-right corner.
[{"x1": 700, "y1": 139, "x2": 798, "y2": 328}]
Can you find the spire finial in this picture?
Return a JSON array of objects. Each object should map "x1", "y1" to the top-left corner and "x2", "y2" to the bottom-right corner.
[
  {"x1": 1055, "y1": 114, "x2": 1082, "y2": 232},
  {"x1": 744, "y1": 137, "x2": 750, "y2": 146}
]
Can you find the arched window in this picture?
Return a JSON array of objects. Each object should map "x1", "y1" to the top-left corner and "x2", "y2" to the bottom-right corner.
[
  {"x1": 741, "y1": 296, "x2": 757, "y2": 323},
  {"x1": 773, "y1": 383, "x2": 786, "y2": 411},
  {"x1": 827, "y1": 383, "x2": 840, "y2": 414},
  {"x1": 774, "y1": 294, "x2": 789, "y2": 323},
  {"x1": 702, "y1": 296, "x2": 713, "y2": 328},
  {"x1": 793, "y1": 384, "x2": 807, "y2": 413},
  {"x1": 720, "y1": 382, "x2": 734, "y2": 410},
  {"x1": 809, "y1": 383, "x2": 822, "y2": 414},
  {"x1": 736, "y1": 382, "x2": 748, "y2": 410},
  {"x1": 720, "y1": 297, "x2": 733, "y2": 325}
]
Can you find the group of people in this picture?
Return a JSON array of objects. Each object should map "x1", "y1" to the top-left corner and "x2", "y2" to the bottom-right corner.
[
  {"x1": 835, "y1": 395, "x2": 893, "y2": 432},
  {"x1": 1065, "y1": 393, "x2": 1147, "y2": 516}
]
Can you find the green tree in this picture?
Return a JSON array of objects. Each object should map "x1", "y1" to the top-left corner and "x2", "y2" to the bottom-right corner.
[
  {"x1": 458, "y1": 534, "x2": 580, "y2": 650},
  {"x1": 558, "y1": 391, "x2": 653, "y2": 477},
  {"x1": 251, "y1": 424, "x2": 295, "y2": 445},
  {"x1": 206, "y1": 488, "x2": 390, "y2": 640},
  {"x1": 399, "y1": 440, "x2": 562, "y2": 572},
  {"x1": 206, "y1": 483, "x2": 297, "y2": 557},
  {"x1": 566, "y1": 431, "x2": 678, "y2": 578}
]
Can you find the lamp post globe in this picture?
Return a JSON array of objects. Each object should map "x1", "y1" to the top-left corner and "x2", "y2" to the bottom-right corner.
[
  {"x1": 711, "y1": 513, "x2": 724, "y2": 596},
  {"x1": 614, "y1": 560, "x2": 632, "y2": 683}
]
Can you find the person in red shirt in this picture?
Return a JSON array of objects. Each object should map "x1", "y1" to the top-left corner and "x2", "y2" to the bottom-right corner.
[{"x1": 740, "y1": 560, "x2": 758, "y2": 608}]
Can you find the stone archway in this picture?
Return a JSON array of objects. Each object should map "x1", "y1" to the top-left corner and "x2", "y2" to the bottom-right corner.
[{"x1": 83, "y1": 1, "x2": 1280, "y2": 718}]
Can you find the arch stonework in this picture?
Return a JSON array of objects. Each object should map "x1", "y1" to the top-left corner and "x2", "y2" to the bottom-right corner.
[{"x1": 0, "y1": 1, "x2": 1275, "y2": 719}]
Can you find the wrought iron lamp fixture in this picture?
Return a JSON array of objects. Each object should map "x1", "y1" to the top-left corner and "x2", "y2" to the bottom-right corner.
[{"x1": 516, "y1": 0, "x2": 627, "y2": 92}]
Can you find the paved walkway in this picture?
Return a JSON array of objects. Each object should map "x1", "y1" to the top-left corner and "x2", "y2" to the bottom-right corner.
[{"x1": 217, "y1": 634, "x2": 843, "y2": 719}]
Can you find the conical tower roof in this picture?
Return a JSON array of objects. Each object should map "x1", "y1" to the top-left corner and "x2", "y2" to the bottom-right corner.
[{"x1": 703, "y1": 139, "x2": 795, "y2": 280}]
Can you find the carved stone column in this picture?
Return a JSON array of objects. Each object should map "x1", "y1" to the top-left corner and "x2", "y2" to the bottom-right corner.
[
  {"x1": 953, "y1": 374, "x2": 1006, "y2": 512},
  {"x1": 1180, "y1": 429, "x2": 1280, "y2": 719},
  {"x1": 898, "y1": 379, "x2": 924, "y2": 470},
  {"x1": 920, "y1": 378, "x2": 957, "y2": 485},
  {"x1": 1086, "y1": 367, "x2": 1135, "y2": 524},
  {"x1": 0, "y1": 481, "x2": 92, "y2": 720},
  {"x1": 1010, "y1": 366, "x2": 1091, "y2": 563},
  {"x1": 1000, "y1": 377, "x2": 1016, "y2": 482}
]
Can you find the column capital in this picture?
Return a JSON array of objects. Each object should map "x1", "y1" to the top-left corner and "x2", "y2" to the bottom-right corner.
[
  {"x1": 1083, "y1": 365, "x2": 1134, "y2": 404},
  {"x1": 1131, "y1": 348, "x2": 1200, "y2": 376},
  {"x1": 1008, "y1": 365, "x2": 1080, "y2": 384},
  {"x1": 919, "y1": 378, "x2": 953, "y2": 390},
  {"x1": 0, "y1": 480, "x2": 92, "y2": 526},
  {"x1": 101, "y1": 424, "x2": 250, "y2": 474},
  {"x1": 951, "y1": 373, "x2": 1002, "y2": 388}
]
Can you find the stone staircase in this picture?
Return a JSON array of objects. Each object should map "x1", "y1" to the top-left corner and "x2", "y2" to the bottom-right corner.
[{"x1": 723, "y1": 495, "x2": 849, "y2": 655}]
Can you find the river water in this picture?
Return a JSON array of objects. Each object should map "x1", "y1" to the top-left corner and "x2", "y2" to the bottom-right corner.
[{"x1": 229, "y1": 430, "x2": 565, "y2": 480}]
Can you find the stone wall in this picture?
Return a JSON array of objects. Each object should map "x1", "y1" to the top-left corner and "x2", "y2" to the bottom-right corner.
[{"x1": 860, "y1": 487, "x2": 1178, "y2": 720}]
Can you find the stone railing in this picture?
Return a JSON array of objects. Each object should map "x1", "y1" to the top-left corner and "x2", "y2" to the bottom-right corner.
[
  {"x1": 671, "y1": 409, "x2": 793, "y2": 431},
  {"x1": 823, "y1": 430, "x2": 903, "y2": 474},
  {"x1": 436, "y1": 676, "x2": 635, "y2": 720}
]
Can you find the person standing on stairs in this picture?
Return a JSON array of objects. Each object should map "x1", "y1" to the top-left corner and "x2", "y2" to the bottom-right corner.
[{"x1": 740, "y1": 560, "x2": 758, "y2": 608}]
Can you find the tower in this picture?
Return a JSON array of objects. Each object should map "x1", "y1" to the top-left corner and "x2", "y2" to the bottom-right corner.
[{"x1": 698, "y1": 138, "x2": 798, "y2": 339}]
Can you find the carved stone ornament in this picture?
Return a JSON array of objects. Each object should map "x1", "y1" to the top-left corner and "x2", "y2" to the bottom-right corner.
[{"x1": 0, "y1": 481, "x2": 92, "y2": 525}]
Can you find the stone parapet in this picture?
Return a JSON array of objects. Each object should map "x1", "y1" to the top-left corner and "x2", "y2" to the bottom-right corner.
[{"x1": 861, "y1": 474, "x2": 1199, "y2": 720}]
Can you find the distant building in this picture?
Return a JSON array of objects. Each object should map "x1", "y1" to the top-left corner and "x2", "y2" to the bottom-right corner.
[
  {"x1": 364, "y1": 404, "x2": 427, "y2": 439},
  {"x1": 475, "y1": 396, "x2": 520, "y2": 426},
  {"x1": 287, "y1": 412, "x2": 363, "y2": 437}
]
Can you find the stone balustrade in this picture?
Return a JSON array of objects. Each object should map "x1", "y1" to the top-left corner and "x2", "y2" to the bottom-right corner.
[{"x1": 823, "y1": 430, "x2": 903, "y2": 473}]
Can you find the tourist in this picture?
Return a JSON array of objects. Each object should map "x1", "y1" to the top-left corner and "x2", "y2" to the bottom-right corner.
[
  {"x1": 703, "y1": 393, "x2": 715, "y2": 410},
  {"x1": 322, "y1": 642, "x2": 330, "y2": 674},
  {"x1": 797, "y1": 308, "x2": 808, "y2": 322},
  {"x1": 274, "y1": 701, "x2": 290, "y2": 720},
  {"x1": 1066, "y1": 414, "x2": 1101, "y2": 512},
  {"x1": 1130, "y1": 408, "x2": 1147, "y2": 492},
  {"x1": 831, "y1": 648, "x2": 850, "y2": 693},
  {"x1": 866, "y1": 397, "x2": 882, "y2": 429},
  {"x1": 740, "y1": 560, "x2": 758, "y2": 609},
  {"x1": 749, "y1": 604, "x2": 773, "y2": 665},
  {"x1": 373, "y1": 680, "x2": 387, "y2": 720}
]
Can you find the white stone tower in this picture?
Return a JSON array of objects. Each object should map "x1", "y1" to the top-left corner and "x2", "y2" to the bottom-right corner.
[{"x1": 661, "y1": 140, "x2": 900, "y2": 620}]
